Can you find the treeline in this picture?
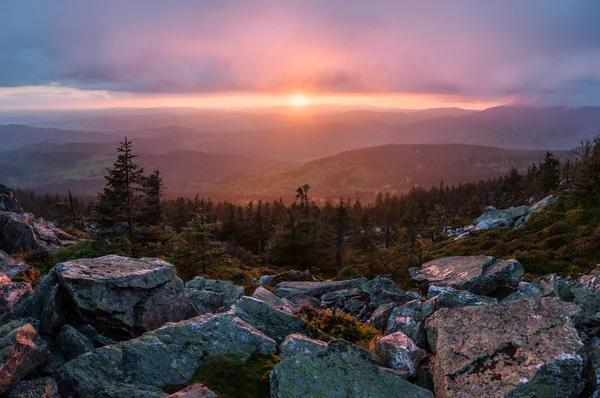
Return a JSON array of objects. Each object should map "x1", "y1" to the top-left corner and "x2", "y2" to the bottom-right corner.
[{"x1": 13, "y1": 137, "x2": 600, "y2": 281}]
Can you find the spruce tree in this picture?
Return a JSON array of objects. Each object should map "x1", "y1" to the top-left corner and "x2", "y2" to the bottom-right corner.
[{"x1": 92, "y1": 138, "x2": 145, "y2": 257}]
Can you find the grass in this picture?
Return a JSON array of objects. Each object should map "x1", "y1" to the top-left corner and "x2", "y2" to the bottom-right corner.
[{"x1": 163, "y1": 353, "x2": 279, "y2": 398}]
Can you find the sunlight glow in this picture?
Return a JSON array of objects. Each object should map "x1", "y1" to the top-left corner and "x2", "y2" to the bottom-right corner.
[{"x1": 291, "y1": 94, "x2": 309, "y2": 107}]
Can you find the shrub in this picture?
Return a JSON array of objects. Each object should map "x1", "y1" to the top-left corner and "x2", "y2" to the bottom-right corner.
[
  {"x1": 335, "y1": 265, "x2": 362, "y2": 280},
  {"x1": 299, "y1": 307, "x2": 381, "y2": 349},
  {"x1": 164, "y1": 353, "x2": 279, "y2": 398}
]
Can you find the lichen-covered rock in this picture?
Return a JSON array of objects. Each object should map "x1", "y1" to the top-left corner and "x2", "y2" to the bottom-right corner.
[
  {"x1": 426, "y1": 298, "x2": 585, "y2": 398},
  {"x1": 270, "y1": 339, "x2": 433, "y2": 398},
  {"x1": 0, "y1": 275, "x2": 32, "y2": 323},
  {"x1": 525, "y1": 194, "x2": 557, "y2": 220},
  {"x1": 185, "y1": 276, "x2": 244, "y2": 315},
  {"x1": 0, "y1": 320, "x2": 50, "y2": 394},
  {"x1": 233, "y1": 296, "x2": 305, "y2": 342},
  {"x1": 412, "y1": 256, "x2": 523, "y2": 295},
  {"x1": 252, "y1": 286, "x2": 295, "y2": 313},
  {"x1": 57, "y1": 324, "x2": 95, "y2": 360},
  {"x1": 375, "y1": 331, "x2": 424, "y2": 376},
  {"x1": 320, "y1": 287, "x2": 362, "y2": 307},
  {"x1": 502, "y1": 274, "x2": 563, "y2": 302},
  {"x1": 5, "y1": 377, "x2": 59, "y2": 398},
  {"x1": 275, "y1": 278, "x2": 367, "y2": 299},
  {"x1": 426, "y1": 285, "x2": 497, "y2": 308},
  {"x1": 54, "y1": 255, "x2": 194, "y2": 337},
  {"x1": 56, "y1": 313, "x2": 277, "y2": 398},
  {"x1": 279, "y1": 333, "x2": 328, "y2": 360},
  {"x1": 474, "y1": 205, "x2": 530, "y2": 230},
  {"x1": 0, "y1": 187, "x2": 23, "y2": 214},
  {"x1": 368, "y1": 302, "x2": 401, "y2": 330},
  {"x1": 258, "y1": 270, "x2": 316, "y2": 286},
  {"x1": 0, "y1": 212, "x2": 76, "y2": 254},
  {"x1": 166, "y1": 383, "x2": 217, "y2": 397},
  {"x1": 360, "y1": 275, "x2": 417, "y2": 308},
  {"x1": 0, "y1": 250, "x2": 28, "y2": 277}
]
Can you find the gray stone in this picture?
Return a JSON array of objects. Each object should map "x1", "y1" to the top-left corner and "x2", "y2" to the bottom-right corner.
[
  {"x1": 320, "y1": 287, "x2": 362, "y2": 306},
  {"x1": 5, "y1": 377, "x2": 59, "y2": 398},
  {"x1": 344, "y1": 299, "x2": 366, "y2": 315},
  {"x1": 185, "y1": 276, "x2": 244, "y2": 314},
  {"x1": 275, "y1": 278, "x2": 367, "y2": 299},
  {"x1": 0, "y1": 275, "x2": 32, "y2": 323},
  {"x1": 0, "y1": 187, "x2": 23, "y2": 214},
  {"x1": 474, "y1": 205, "x2": 530, "y2": 229},
  {"x1": 57, "y1": 324, "x2": 95, "y2": 360},
  {"x1": 270, "y1": 339, "x2": 433, "y2": 398},
  {"x1": 279, "y1": 333, "x2": 328, "y2": 360},
  {"x1": 426, "y1": 298, "x2": 585, "y2": 398},
  {"x1": 252, "y1": 286, "x2": 295, "y2": 313},
  {"x1": 426, "y1": 285, "x2": 497, "y2": 308},
  {"x1": 166, "y1": 383, "x2": 217, "y2": 397},
  {"x1": 258, "y1": 270, "x2": 316, "y2": 286},
  {"x1": 56, "y1": 313, "x2": 277, "y2": 398},
  {"x1": 361, "y1": 275, "x2": 418, "y2": 308},
  {"x1": 0, "y1": 250, "x2": 28, "y2": 277},
  {"x1": 233, "y1": 296, "x2": 305, "y2": 342},
  {"x1": 0, "y1": 211, "x2": 76, "y2": 254},
  {"x1": 375, "y1": 332, "x2": 425, "y2": 377},
  {"x1": 412, "y1": 256, "x2": 523, "y2": 295},
  {"x1": 368, "y1": 302, "x2": 401, "y2": 330},
  {"x1": 525, "y1": 194, "x2": 557, "y2": 220},
  {"x1": 502, "y1": 274, "x2": 562, "y2": 302},
  {"x1": 0, "y1": 320, "x2": 50, "y2": 394},
  {"x1": 386, "y1": 299, "x2": 430, "y2": 347},
  {"x1": 54, "y1": 255, "x2": 194, "y2": 336}
]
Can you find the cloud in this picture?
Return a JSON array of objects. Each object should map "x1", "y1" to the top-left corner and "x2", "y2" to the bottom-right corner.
[{"x1": 1, "y1": 0, "x2": 600, "y2": 105}]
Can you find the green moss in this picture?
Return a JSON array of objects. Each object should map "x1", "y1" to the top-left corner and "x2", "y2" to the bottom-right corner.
[
  {"x1": 299, "y1": 307, "x2": 381, "y2": 349},
  {"x1": 164, "y1": 353, "x2": 279, "y2": 398}
]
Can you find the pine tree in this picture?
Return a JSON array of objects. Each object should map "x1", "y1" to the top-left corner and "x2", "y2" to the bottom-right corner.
[
  {"x1": 91, "y1": 138, "x2": 145, "y2": 257},
  {"x1": 535, "y1": 151, "x2": 560, "y2": 198},
  {"x1": 570, "y1": 138, "x2": 600, "y2": 205}
]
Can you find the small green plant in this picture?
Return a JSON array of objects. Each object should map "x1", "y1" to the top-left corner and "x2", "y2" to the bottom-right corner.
[
  {"x1": 335, "y1": 265, "x2": 362, "y2": 280},
  {"x1": 164, "y1": 353, "x2": 279, "y2": 398},
  {"x1": 299, "y1": 306, "x2": 381, "y2": 349}
]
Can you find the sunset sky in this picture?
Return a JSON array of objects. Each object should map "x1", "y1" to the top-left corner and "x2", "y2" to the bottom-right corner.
[{"x1": 1, "y1": 1, "x2": 600, "y2": 110}]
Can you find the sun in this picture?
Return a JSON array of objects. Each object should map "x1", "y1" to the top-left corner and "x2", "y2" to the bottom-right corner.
[{"x1": 291, "y1": 94, "x2": 309, "y2": 107}]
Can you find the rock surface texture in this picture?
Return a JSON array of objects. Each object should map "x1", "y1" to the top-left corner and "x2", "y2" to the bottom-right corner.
[{"x1": 426, "y1": 298, "x2": 585, "y2": 398}]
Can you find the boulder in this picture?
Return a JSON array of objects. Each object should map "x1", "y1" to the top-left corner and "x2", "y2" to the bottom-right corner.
[
  {"x1": 375, "y1": 332, "x2": 425, "y2": 377},
  {"x1": 586, "y1": 340, "x2": 600, "y2": 398},
  {"x1": 360, "y1": 275, "x2": 417, "y2": 308},
  {"x1": 275, "y1": 278, "x2": 367, "y2": 299},
  {"x1": 258, "y1": 270, "x2": 316, "y2": 286},
  {"x1": 0, "y1": 186, "x2": 24, "y2": 214},
  {"x1": 167, "y1": 384, "x2": 217, "y2": 398},
  {"x1": 233, "y1": 296, "x2": 305, "y2": 342},
  {"x1": 426, "y1": 298, "x2": 585, "y2": 398},
  {"x1": 5, "y1": 377, "x2": 59, "y2": 398},
  {"x1": 0, "y1": 275, "x2": 33, "y2": 323},
  {"x1": 252, "y1": 286, "x2": 295, "y2": 313},
  {"x1": 56, "y1": 313, "x2": 277, "y2": 398},
  {"x1": 411, "y1": 256, "x2": 523, "y2": 295},
  {"x1": 474, "y1": 205, "x2": 530, "y2": 229},
  {"x1": 320, "y1": 287, "x2": 362, "y2": 307},
  {"x1": 270, "y1": 339, "x2": 433, "y2": 398},
  {"x1": 54, "y1": 255, "x2": 194, "y2": 337},
  {"x1": 279, "y1": 333, "x2": 328, "y2": 360},
  {"x1": 185, "y1": 276, "x2": 244, "y2": 315},
  {"x1": 426, "y1": 285, "x2": 497, "y2": 308},
  {"x1": 0, "y1": 212, "x2": 76, "y2": 254},
  {"x1": 502, "y1": 274, "x2": 563, "y2": 302},
  {"x1": 368, "y1": 302, "x2": 401, "y2": 330},
  {"x1": 57, "y1": 325, "x2": 95, "y2": 360},
  {"x1": 0, "y1": 250, "x2": 28, "y2": 277},
  {"x1": 0, "y1": 320, "x2": 50, "y2": 394},
  {"x1": 526, "y1": 194, "x2": 557, "y2": 219}
]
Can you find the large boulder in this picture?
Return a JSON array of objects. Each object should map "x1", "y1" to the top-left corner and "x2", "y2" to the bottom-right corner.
[
  {"x1": 0, "y1": 212, "x2": 76, "y2": 254},
  {"x1": 0, "y1": 186, "x2": 23, "y2": 214},
  {"x1": 426, "y1": 298, "x2": 585, "y2": 398},
  {"x1": 53, "y1": 255, "x2": 194, "y2": 337},
  {"x1": 166, "y1": 384, "x2": 217, "y2": 398},
  {"x1": 0, "y1": 320, "x2": 50, "y2": 394},
  {"x1": 270, "y1": 339, "x2": 433, "y2": 398},
  {"x1": 360, "y1": 275, "x2": 417, "y2": 308},
  {"x1": 258, "y1": 270, "x2": 316, "y2": 286},
  {"x1": 526, "y1": 194, "x2": 557, "y2": 220},
  {"x1": 0, "y1": 275, "x2": 33, "y2": 323},
  {"x1": 502, "y1": 274, "x2": 563, "y2": 302},
  {"x1": 56, "y1": 325, "x2": 95, "y2": 360},
  {"x1": 252, "y1": 286, "x2": 296, "y2": 313},
  {"x1": 474, "y1": 205, "x2": 530, "y2": 230},
  {"x1": 5, "y1": 377, "x2": 59, "y2": 398},
  {"x1": 275, "y1": 278, "x2": 367, "y2": 299},
  {"x1": 185, "y1": 276, "x2": 244, "y2": 315},
  {"x1": 56, "y1": 313, "x2": 277, "y2": 398},
  {"x1": 279, "y1": 333, "x2": 328, "y2": 360},
  {"x1": 233, "y1": 296, "x2": 305, "y2": 343},
  {"x1": 375, "y1": 331, "x2": 425, "y2": 377},
  {"x1": 411, "y1": 256, "x2": 523, "y2": 295}
]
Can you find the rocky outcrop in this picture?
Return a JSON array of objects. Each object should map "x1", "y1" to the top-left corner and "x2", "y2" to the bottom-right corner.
[
  {"x1": 233, "y1": 296, "x2": 306, "y2": 342},
  {"x1": 279, "y1": 334, "x2": 328, "y2": 360},
  {"x1": 411, "y1": 256, "x2": 523, "y2": 295},
  {"x1": 56, "y1": 312, "x2": 277, "y2": 398},
  {"x1": 0, "y1": 275, "x2": 33, "y2": 323},
  {"x1": 275, "y1": 278, "x2": 367, "y2": 299},
  {"x1": 185, "y1": 276, "x2": 244, "y2": 315},
  {"x1": 5, "y1": 377, "x2": 59, "y2": 398},
  {"x1": 360, "y1": 275, "x2": 417, "y2": 308},
  {"x1": 426, "y1": 298, "x2": 585, "y2": 398},
  {"x1": 166, "y1": 384, "x2": 217, "y2": 398},
  {"x1": 53, "y1": 255, "x2": 194, "y2": 337},
  {"x1": 0, "y1": 212, "x2": 76, "y2": 254},
  {"x1": 0, "y1": 186, "x2": 23, "y2": 214},
  {"x1": 252, "y1": 286, "x2": 296, "y2": 313},
  {"x1": 56, "y1": 325, "x2": 95, "y2": 360},
  {"x1": 258, "y1": 269, "x2": 316, "y2": 286},
  {"x1": 375, "y1": 331, "x2": 424, "y2": 377},
  {"x1": 0, "y1": 320, "x2": 50, "y2": 394},
  {"x1": 270, "y1": 339, "x2": 433, "y2": 398}
]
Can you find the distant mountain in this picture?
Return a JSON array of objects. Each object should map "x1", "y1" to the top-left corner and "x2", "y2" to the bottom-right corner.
[
  {"x1": 201, "y1": 144, "x2": 575, "y2": 200},
  {"x1": 0, "y1": 143, "x2": 288, "y2": 195}
]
